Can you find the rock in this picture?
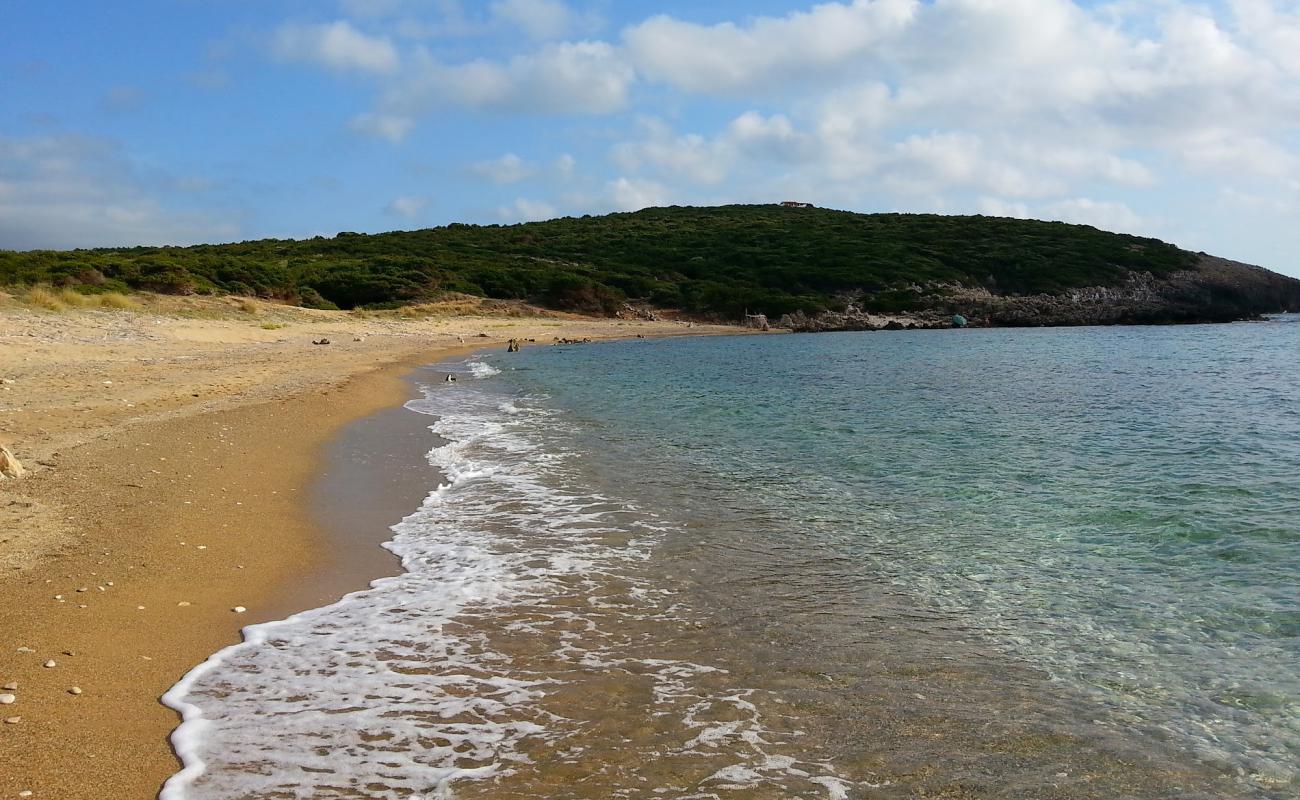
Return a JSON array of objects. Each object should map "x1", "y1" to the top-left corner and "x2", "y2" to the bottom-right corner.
[
  {"x1": 2, "y1": 682, "x2": 16, "y2": 690},
  {"x1": 0, "y1": 444, "x2": 25, "y2": 480},
  {"x1": 177, "y1": 601, "x2": 191, "y2": 607},
  {"x1": 43, "y1": 660, "x2": 56, "y2": 668},
  {"x1": 68, "y1": 686, "x2": 82, "y2": 695},
  {"x1": 0, "y1": 694, "x2": 15, "y2": 705},
  {"x1": 231, "y1": 606, "x2": 247, "y2": 614},
  {"x1": 4, "y1": 716, "x2": 19, "y2": 724},
  {"x1": 19, "y1": 790, "x2": 33, "y2": 797}
]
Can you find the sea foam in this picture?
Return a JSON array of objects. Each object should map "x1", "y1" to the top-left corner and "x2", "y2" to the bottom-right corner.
[{"x1": 161, "y1": 356, "x2": 854, "y2": 799}]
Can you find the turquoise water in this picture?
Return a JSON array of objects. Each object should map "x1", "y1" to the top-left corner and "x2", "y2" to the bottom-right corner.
[
  {"x1": 493, "y1": 319, "x2": 1299, "y2": 794},
  {"x1": 165, "y1": 319, "x2": 1300, "y2": 799}
]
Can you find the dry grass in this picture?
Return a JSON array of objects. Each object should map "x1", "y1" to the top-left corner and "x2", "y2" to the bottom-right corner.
[
  {"x1": 237, "y1": 298, "x2": 259, "y2": 314},
  {"x1": 98, "y1": 292, "x2": 139, "y2": 310},
  {"x1": 259, "y1": 322, "x2": 286, "y2": 330},
  {"x1": 18, "y1": 285, "x2": 145, "y2": 312},
  {"x1": 21, "y1": 285, "x2": 73, "y2": 310}
]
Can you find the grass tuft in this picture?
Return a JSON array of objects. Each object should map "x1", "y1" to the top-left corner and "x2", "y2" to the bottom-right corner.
[
  {"x1": 98, "y1": 292, "x2": 140, "y2": 310},
  {"x1": 22, "y1": 285, "x2": 67, "y2": 310}
]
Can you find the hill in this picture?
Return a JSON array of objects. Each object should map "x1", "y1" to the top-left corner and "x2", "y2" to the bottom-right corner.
[{"x1": 3, "y1": 205, "x2": 1298, "y2": 326}]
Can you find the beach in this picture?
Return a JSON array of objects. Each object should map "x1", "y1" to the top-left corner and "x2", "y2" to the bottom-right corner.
[{"x1": 0, "y1": 295, "x2": 733, "y2": 799}]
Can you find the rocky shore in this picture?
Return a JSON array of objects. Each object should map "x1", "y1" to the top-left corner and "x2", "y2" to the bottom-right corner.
[{"x1": 779, "y1": 255, "x2": 1300, "y2": 332}]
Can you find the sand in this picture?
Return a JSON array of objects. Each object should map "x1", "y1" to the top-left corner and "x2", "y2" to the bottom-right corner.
[{"x1": 0, "y1": 294, "x2": 738, "y2": 799}]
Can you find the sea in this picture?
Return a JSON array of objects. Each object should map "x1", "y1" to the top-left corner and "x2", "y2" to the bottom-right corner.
[{"x1": 162, "y1": 318, "x2": 1300, "y2": 800}]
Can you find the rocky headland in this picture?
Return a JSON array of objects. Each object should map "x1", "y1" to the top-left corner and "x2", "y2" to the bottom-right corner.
[{"x1": 779, "y1": 254, "x2": 1300, "y2": 331}]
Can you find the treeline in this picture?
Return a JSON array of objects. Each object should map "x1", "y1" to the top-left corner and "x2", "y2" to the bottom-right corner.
[{"x1": 0, "y1": 205, "x2": 1200, "y2": 318}]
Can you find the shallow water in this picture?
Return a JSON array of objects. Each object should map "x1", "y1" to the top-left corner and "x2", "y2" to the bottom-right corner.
[{"x1": 164, "y1": 320, "x2": 1300, "y2": 799}]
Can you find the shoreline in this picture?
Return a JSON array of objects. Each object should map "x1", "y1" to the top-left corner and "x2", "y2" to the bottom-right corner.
[{"x1": 0, "y1": 303, "x2": 742, "y2": 800}]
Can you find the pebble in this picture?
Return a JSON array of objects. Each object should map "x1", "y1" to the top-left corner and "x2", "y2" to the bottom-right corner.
[
  {"x1": 231, "y1": 606, "x2": 247, "y2": 614},
  {"x1": 17, "y1": 647, "x2": 34, "y2": 653},
  {"x1": 0, "y1": 694, "x2": 15, "y2": 705},
  {"x1": 177, "y1": 601, "x2": 191, "y2": 607},
  {"x1": 4, "y1": 716, "x2": 19, "y2": 724},
  {"x1": 2, "y1": 682, "x2": 16, "y2": 690},
  {"x1": 75, "y1": 587, "x2": 87, "y2": 593},
  {"x1": 43, "y1": 660, "x2": 56, "y2": 668},
  {"x1": 19, "y1": 790, "x2": 33, "y2": 797},
  {"x1": 68, "y1": 687, "x2": 82, "y2": 696}
]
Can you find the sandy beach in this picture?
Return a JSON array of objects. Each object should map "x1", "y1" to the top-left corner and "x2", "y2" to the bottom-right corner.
[{"x1": 0, "y1": 294, "x2": 735, "y2": 799}]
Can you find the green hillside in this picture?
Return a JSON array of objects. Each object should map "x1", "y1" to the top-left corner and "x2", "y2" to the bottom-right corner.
[{"x1": 0, "y1": 205, "x2": 1202, "y2": 317}]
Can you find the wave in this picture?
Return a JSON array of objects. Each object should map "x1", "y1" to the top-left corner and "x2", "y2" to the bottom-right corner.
[{"x1": 160, "y1": 359, "x2": 855, "y2": 799}]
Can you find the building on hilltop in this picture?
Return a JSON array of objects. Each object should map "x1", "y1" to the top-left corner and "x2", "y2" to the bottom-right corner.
[{"x1": 780, "y1": 200, "x2": 813, "y2": 208}]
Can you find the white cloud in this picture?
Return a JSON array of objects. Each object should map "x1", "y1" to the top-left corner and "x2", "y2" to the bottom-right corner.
[
  {"x1": 1045, "y1": 198, "x2": 1143, "y2": 232},
  {"x1": 554, "y1": 153, "x2": 576, "y2": 177},
  {"x1": 349, "y1": 112, "x2": 414, "y2": 142},
  {"x1": 607, "y1": 177, "x2": 669, "y2": 211},
  {"x1": 498, "y1": 197, "x2": 557, "y2": 221},
  {"x1": 624, "y1": 0, "x2": 919, "y2": 92},
  {"x1": 273, "y1": 21, "x2": 399, "y2": 74},
  {"x1": 0, "y1": 134, "x2": 238, "y2": 250},
  {"x1": 358, "y1": 40, "x2": 632, "y2": 125},
  {"x1": 491, "y1": 0, "x2": 574, "y2": 40},
  {"x1": 977, "y1": 197, "x2": 1031, "y2": 219},
  {"x1": 386, "y1": 195, "x2": 429, "y2": 217},
  {"x1": 470, "y1": 153, "x2": 533, "y2": 183}
]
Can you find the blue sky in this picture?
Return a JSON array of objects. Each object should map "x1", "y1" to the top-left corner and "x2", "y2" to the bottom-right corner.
[{"x1": 3, "y1": 0, "x2": 1299, "y2": 277}]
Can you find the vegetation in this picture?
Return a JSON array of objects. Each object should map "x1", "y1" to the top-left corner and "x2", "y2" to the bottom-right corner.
[{"x1": 0, "y1": 205, "x2": 1201, "y2": 318}]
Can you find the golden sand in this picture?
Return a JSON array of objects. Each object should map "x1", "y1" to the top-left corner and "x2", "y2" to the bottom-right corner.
[{"x1": 0, "y1": 295, "x2": 735, "y2": 799}]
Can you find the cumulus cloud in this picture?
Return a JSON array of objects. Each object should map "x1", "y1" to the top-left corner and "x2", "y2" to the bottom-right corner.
[
  {"x1": 491, "y1": 0, "x2": 575, "y2": 40},
  {"x1": 0, "y1": 134, "x2": 238, "y2": 250},
  {"x1": 417, "y1": 41, "x2": 630, "y2": 112},
  {"x1": 470, "y1": 153, "x2": 533, "y2": 183},
  {"x1": 386, "y1": 195, "x2": 429, "y2": 217},
  {"x1": 624, "y1": 0, "x2": 919, "y2": 92},
  {"x1": 349, "y1": 112, "x2": 414, "y2": 142},
  {"x1": 273, "y1": 21, "x2": 399, "y2": 73},
  {"x1": 498, "y1": 196, "x2": 557, "y2": 221},
  {"x1": 1045, "y1": 198, "x2": 1143, "y2": 233},
  {"x1": 607, "y1": 177, "x2": 669, "y2": 211}
]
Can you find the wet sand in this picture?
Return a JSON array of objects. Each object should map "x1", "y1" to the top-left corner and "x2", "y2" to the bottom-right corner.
[
  {"x1": 0, "y1": 296, "x2": 739, "y2": 800},
  {"x1": 0, "y1": 350, "x2": 445, "y2": 799},
  {"x1": 270, "y1": 364, "x2": 448, "y2": 620}
]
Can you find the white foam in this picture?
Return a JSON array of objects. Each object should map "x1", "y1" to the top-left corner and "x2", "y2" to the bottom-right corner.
[
  {"x1": 161, "y1": 359, "x2": 859, "y2": 798},
  {"x1": 466, "y1": 360, "x2": 501, "y2": 377}
]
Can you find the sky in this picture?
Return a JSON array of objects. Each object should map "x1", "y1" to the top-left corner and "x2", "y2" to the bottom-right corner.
[{"x1": 2, "y1": 0, "x2": 1299, "y2": 277}]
